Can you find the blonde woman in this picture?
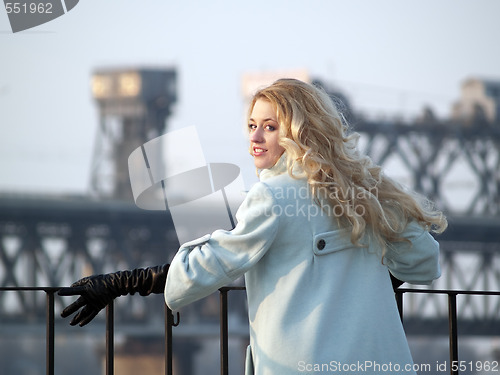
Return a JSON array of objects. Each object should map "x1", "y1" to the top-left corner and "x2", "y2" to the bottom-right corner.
[{"x1": 60, "y1": 79, "x2": 446, "y2": 374}]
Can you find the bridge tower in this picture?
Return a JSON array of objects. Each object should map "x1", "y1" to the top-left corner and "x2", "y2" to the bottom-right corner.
[{"x1": 89, "y1": 67, "x2": 177, "y2": 200}]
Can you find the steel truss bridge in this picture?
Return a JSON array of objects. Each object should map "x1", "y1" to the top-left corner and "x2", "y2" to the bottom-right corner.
[{"x1": 1, "y1": 120, "x2": 499, "y2": 345}]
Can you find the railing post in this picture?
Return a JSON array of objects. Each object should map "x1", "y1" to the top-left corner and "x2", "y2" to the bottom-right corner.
[
  {"x1": 395, "y1": 290, "x2": 404, "y2": 322},
  {"x1": 448, "y1": 293, "x2": 459, "y2": 375},
  {"x1": 106, "y1": 302, "x2": 114, "y2": 375},
  {"x1": 220, "y1": 288, "x2": 229, "y2": 375},
  {"x1": 165, "y1": 305, "x2": 174, "y2": 375},
  {"x1": 46, "y1": 289, "x2": 55, "y2": 375}
]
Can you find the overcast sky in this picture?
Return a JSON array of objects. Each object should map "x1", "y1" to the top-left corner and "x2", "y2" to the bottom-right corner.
[{"x1": 1, "y1": 0, "x2": 499, "y2": 197}]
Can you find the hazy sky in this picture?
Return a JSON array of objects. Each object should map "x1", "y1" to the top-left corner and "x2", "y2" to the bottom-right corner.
[{"x1": 1, "y1": 0, "x2": 499, "y2": 196}]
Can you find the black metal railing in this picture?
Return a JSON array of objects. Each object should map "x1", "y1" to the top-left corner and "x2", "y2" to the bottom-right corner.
[
  {"x1": 0, "y1": 287, "x2": 59, "y2": 375},
  {"x1": 395, "y1": 288, "x2": 500, "y2": 375},
  {"x1": 1, "y1": 286, "x2": 500, "y2": 375}
]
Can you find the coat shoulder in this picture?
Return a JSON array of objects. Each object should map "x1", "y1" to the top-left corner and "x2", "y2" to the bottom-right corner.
[{"x1": 259, "y1": 172, "x2": 309, "y2": 200}]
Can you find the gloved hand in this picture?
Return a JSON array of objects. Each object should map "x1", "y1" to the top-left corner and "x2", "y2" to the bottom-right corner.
[
  {"x1": 390, "y1": 273, "x2": 405, "y2": 290},
  {"x1": 58, "y1": 264, "x2": 169, "y2": 327}
]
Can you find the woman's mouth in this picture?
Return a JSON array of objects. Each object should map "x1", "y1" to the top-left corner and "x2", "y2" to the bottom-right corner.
[{"x1": 253, "y1": 147, "x2": 267, "y2": 156}]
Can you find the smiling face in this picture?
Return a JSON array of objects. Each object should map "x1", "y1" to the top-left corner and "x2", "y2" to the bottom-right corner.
[{"x1": 248, "y1": 99, "x2": 285, "y2": 170}]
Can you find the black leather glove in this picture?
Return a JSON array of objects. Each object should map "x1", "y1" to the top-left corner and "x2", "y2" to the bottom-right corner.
[
  {"x1": 390, "y1": 273, "x2": 405, "y2": 290},
  {"x1": 58, "y1": 264, "x2": 169, "y2": 327}
]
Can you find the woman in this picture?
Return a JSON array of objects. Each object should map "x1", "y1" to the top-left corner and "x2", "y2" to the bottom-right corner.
[{"x1": 60, "y1": 79, "x2": 446, "y2": 374}]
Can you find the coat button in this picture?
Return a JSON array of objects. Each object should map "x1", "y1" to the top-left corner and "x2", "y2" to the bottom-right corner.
[{"x1": 317, "y1": 239, "x2": 326, "y2": 250}]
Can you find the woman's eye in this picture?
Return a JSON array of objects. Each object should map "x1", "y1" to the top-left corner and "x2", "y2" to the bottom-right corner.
[
  {"x1": 248, "y1": 124, "x2": 256, "y2": 131},
  {"x1": 265, "y1": 124, "x2": 276, "y2": 131}
]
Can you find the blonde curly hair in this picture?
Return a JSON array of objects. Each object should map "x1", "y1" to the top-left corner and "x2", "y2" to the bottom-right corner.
[{"x1": 248, "y1": 78, "x2": 447, "y2": 253}]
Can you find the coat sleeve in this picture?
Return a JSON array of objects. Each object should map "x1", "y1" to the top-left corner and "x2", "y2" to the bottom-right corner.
[
  {"x1": 383, "y1": 221, "x2": 441, "y2": 285},
  {"x1": 164, "y1": 182, "x2": 279, "y2": 311}
]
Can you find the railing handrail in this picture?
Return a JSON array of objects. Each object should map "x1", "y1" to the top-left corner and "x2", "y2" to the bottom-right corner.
[
  {"x1": 4, "y1": 285, "x2": 500, "y2": 293},
  {"x1": 397, "y1": 288, "x2": 500, "y2": 296}
]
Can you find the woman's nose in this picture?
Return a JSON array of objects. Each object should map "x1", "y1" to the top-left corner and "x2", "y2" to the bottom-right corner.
[{"x1": 250, "y1": 127, "x2": 264, "y2": 142}]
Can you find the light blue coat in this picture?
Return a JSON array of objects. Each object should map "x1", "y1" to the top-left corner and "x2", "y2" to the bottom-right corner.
[{"x1": 165, "y1": 156, "x2": 441, "y2": 375}]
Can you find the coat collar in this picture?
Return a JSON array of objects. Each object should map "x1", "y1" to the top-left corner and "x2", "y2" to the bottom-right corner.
[
  {"x1": 259, "y1": 153, "x2": 288, "y2": 181},
  {"x1": 259, "y1": 152, "x2": 305, "y2": 181}
]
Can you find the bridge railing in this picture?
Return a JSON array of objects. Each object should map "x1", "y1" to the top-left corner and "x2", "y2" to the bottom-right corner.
[
  {"x1": 395, "y1": 288, "x2": 500, "y2": 375},
  {"x1": 1, "y1": 286, "x2": 500, "y2": 375}
]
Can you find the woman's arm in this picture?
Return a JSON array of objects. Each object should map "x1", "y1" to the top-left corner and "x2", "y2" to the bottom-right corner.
[
  {"x1": 383, "y1": 221, "x2": 441, "y2": 285},
  {"x1": 164, "y1": 181, "x2": 279, "y2": 310}
]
